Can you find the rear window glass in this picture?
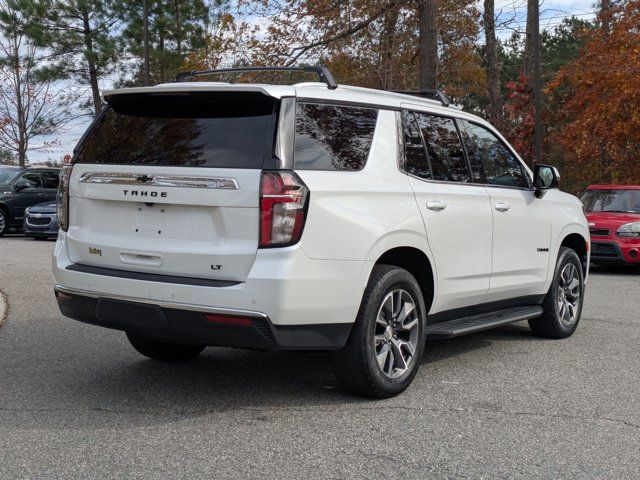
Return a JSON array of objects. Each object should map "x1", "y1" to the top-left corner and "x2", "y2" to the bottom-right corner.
[
  {"x1": 294, "y1": 103, "x2": 378, "y2": 171},
  {"x1": 75, "y1": 92, "x2": 277, "y2": 169}
]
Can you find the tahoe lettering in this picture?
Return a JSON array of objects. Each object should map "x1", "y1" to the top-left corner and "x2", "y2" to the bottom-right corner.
[{"x1": 122, "y1": 190, "x2": 167, "y2": 198}]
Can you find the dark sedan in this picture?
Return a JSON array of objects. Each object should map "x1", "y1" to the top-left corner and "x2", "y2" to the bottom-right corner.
[
  {"x1": 0, "y1": 166, "x2": 60, "y2": 236},
  {"x1": 23, "y1": 201, "x2": 59, "y2": 239}
]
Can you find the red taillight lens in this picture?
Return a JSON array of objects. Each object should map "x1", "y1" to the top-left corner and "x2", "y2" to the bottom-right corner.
[
  {"x1": 56, "y1": 164, "x2": 73, "y2": 232},
  {"x1": 259, "y1": 171, "x2": 309, "y2": 248}
]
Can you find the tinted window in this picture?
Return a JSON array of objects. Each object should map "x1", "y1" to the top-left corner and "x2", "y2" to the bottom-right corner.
[
  {"x1": 414, "y1": 113, "x2": 470, "y2": 183},
  {"x1": 402, "y1": 111, "x2": 431, "y2": 179},
  {"x1": 20, "y1": 172, "x2": 42, "y2": 188},
  {"x1": 294, "y1": 103, "x2": 378, "y2": 171},
  {"x1": 0, "y1": 169, "x2": 22, "y2": 184},
  {"x1": 580, "y1": 189, "x2": 640, "y2": 213},
  {"x1": 41, "y1": 171, "x2": 59, "y2": 188},
  {"x1": 463, "y1": 121, "x2": 528, "y2": 188},
  {"x1": 76, "y1": 92, "x2": 277, "y2": 168}
]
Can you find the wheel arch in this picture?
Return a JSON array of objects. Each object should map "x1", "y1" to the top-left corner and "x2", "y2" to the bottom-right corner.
[
  {"x1": 372, "y1": 246, "x2": 436, "y2": 315},
  {"x1": 560, "y1": 232, "x2": 589, "y2": 274}
]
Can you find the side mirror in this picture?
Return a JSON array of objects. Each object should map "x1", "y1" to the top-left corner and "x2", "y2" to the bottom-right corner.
[
  {"x1": 14, "y1": 179, "x2": 30, "y2": 191},
  {"x1": 533, "y1": 164, "x2": 560, "y2": 198}
]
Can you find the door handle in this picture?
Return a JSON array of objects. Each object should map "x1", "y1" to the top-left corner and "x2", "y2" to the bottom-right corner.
[
  {"x1": 494, "y1": 202, "x2": 511, "y2": 212},
  {"x1": 426, "y1": 201, "x2": 447, "y2": 211}
]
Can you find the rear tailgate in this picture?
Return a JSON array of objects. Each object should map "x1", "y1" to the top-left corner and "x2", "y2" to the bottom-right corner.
[{"x1": 66, "y1": 90, "x2": 281, "y2": 282}]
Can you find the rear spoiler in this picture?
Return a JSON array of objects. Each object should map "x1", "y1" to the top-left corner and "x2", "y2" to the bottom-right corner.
[{"x1": 102, "y1": 84, "x2": 296, "y2": 102}]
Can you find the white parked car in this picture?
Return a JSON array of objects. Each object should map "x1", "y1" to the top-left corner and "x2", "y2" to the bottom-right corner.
[{"x1": 53, "y1": 66, "x2": 589, "y2": 398}]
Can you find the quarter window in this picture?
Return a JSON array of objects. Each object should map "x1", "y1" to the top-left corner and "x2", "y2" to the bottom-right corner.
[
  {"x1": 41, "y1": 171, "x2": 59, "y2": 189},
  {"x1": 462, "y1": 121, "x2": 528, "y2": 188},
  {"x1": 414, "y1": 113, "x2": 470, "y2": 183},
  {"x1": 294, "y1": 103, "x2": 378, "y2": 171}
]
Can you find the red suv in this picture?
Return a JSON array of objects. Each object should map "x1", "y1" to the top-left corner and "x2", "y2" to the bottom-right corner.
[{"x1": 580, "y1": 185, "x2": 640, "y2": 267}]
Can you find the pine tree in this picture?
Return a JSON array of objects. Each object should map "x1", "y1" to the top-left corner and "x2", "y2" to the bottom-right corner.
[
  {"x1": 29, "y1": 0, "x2": 122, "y2": 117},
  {"x1": 120, "y1": 0, "x2": 217, "y2": 85}
]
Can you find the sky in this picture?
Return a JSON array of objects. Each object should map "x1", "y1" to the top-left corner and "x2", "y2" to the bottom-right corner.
[{"x1": 27, "y1": 0, "x2": 598, "y2": 164}]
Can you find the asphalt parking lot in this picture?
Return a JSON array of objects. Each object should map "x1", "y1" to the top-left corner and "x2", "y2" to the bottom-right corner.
[{"x1": 0, "y1": 235, "x2": 639, "y2": 479}]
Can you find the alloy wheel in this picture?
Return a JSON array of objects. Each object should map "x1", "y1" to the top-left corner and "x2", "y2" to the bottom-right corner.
[
  {"x1": 374, "y1": 289, "x2": 420, "y2": 379},
  {"x1": 557, "y1": 263, "x2": 581, "y2": 326}
]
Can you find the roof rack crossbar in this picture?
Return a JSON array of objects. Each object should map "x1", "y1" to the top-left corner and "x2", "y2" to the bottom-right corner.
[
  {"x1": 175, "y1": 65, "x2": 338, "y2": 90},
  {"x1": 391, "y1": 89, "x2": 451, "y2": 107}
]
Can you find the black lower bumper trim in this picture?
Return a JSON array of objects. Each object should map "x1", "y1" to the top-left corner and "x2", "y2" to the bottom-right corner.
[
  {"x1": 54, "y1": 290, "x2": 352, "y2": 350},
  {"x1": 66, "y1": 263, "x2": 241, "y2": 288}
]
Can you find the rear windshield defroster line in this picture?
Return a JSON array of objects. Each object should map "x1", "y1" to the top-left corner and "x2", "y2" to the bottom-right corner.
[{"x1": 75, "y1": 92, "x2": 278, "y2": 169}]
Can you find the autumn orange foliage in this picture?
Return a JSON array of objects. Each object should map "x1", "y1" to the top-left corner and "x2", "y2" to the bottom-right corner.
[{"x1": 547, "y1": 1, "x2": 640, "y2": 190}]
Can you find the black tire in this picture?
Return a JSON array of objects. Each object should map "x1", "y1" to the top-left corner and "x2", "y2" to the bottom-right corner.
[
  {"x1": 0, "y1": 209, "x2": 7, "y2": 237},
  {"x1": 529, "y1": 247, "x2": 584, "y2": 339},
  {"x1": 331, "y1": 265, "x2": 427, "y2": 399},
  {"x1": 126, "y1": 332, "x2": 206, "y2": 362}
]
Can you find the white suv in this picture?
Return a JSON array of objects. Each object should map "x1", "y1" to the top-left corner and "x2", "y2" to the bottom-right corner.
[{"x1": 53, "y1": 66, "x2": 589, "y2": 398}]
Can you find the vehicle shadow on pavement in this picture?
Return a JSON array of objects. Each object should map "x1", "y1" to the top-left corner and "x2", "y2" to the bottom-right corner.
[{"x1": 35, "y1": 326, "x2": 537, "y2": 425}]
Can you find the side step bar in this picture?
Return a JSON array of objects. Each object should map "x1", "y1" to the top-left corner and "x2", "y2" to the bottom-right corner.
[{"x1": 426, "y1": 306, "x2": 543, "y2": 339}]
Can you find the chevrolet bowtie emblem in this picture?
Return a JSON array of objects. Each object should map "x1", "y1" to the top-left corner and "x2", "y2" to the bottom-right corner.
[{"x1": 136, "y1": 174, "x2": 154, "y2": 184}]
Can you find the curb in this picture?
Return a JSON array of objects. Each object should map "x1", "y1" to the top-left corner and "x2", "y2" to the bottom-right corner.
[{"x1": 0, "y1": 290, "x2": 7, "y2": 328}]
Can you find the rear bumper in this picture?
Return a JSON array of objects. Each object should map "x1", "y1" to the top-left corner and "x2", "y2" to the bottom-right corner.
[
  {"x1": 54, "y1": 286, "x2": 352, "y2": 350},
  {"x1": 53, "y1": 231, "x2": 371, "y2": 339},
  {"x1": 591, "y1": 240, "x2": 640, "y2": 265}
]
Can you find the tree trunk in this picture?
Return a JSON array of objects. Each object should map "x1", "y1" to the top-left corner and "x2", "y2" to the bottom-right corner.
[
  {"x1": 483, "y1": 0, "x2": 501, "y2": 124},
  {"x1": 380, "y1": 6, "x2": 399, "y2": 89},
  {"x1": 176, "y1": 0, "x2": 182, "y2": 58},
  {"x1": 524, "y1": 0, "x2": 536, "y2": 91},
  {"x1": 12, "y1": 34, "x2": 26, "y2": 167},
  {"x1": 418, "y1": 0, "x2": 438, "y2": 90},
  {"x1": 82, "y1": 9, "x2": 102, "y2": 117}
]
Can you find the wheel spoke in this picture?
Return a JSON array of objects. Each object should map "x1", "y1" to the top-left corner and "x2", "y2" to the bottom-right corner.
[
  {"x1": 392, "y1": 290, "x2": 402, "y2": 318},
  {"x1": 390, "y1": 340, "x2": 408, "y2": 372},
  {"x1": 376, "y1": 343, "x2": 391, "y2": 370},
  {"x1": 401, "y1": 317, "x2": 418, "y2": 332},
  {"x1": 396, "y1": 300, "x2": 415, "y2": 324},
  {"x1": 563, "y1": 299, "x2": 572, "y2": 323},
  {"x1": 385, "y1": 348, "x2": 395, "y2": 376}
]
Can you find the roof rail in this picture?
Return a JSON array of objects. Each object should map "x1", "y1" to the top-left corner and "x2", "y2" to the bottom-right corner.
[
  {"x1": 175, "y1": 65, "x2": 338, "y2": 90},
  {"x1": 391, "y1": 89, "x2": 451, "y2": 107}
]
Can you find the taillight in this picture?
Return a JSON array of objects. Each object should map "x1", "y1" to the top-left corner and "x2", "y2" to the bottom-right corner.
[
  {"x1": 259, "y1": 171, "x2": 309, "y2": 248},
  {"x1": 57, "y1": 164, "x2": 72, "y2": 232}
]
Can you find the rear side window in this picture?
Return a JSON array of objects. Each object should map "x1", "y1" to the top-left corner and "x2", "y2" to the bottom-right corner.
[
  {"x1": 294, "y1": 103, "x2": 378, "y2": 171},
  {"x1": 75, "y1": 92, "x2": 277, "y2": 169},
  {"x1": 462, "y1": 121, "x2": 528, "y2": 188},
  {"x1": 414, "y1": 113, "x2": 470, "y2": 183},
  {"x1": 20, "y1": 172, "x2": 42, "y2": 188},
  {"x1": 402, "y1": 111, "x2": 431, "y2": 180}
]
